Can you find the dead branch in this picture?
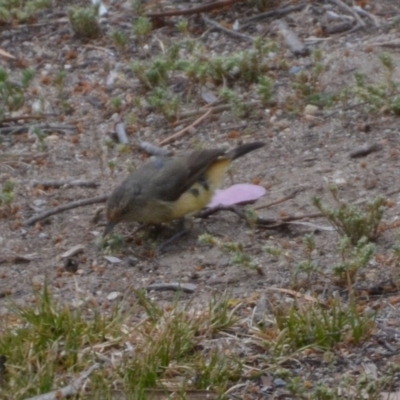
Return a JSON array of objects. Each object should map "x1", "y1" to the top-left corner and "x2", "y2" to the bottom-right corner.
[
  {"x1": 24, "y1": 195, "x2": 108, "y2": 226},
  {"x1": 24, "y1": 363, "x2": 100, "y2": 400},
  {"x1": 197, "y1": 204, "x2": 323, "y2": 228},
  {"x1": 353, "y1": 5, "x2": 380, "y2": 27},
  {"x1": 328, "y1": 0, "x2": 365, "y2": 27},
  {"x1": 0, "y1": 152, "x2": 48, "y2": 161},
  {"x1": 201, "y1": 14, "x2": 254, "y2": 42},
  {"x1": 158, "y1": 109, "x2": 212, "y2": 146},
  {"x1": 1, "y1": 115, "x2": 45, "y2": 124},
  {"x1": 177, "y1": 101, "x2": 260, "y2": 119},
  {"x1": 254, "y1": 188, "x2": 306, "y2": 211},
  {"x1": 242, "y1": 3, "x2": 306, "y2": 27},
  {"x1": 146, "y1": 0, "x2": 242, "y2": 18},
  {"x1": 31, "y1": 180, "x2": 100, "y2": 189},
  {"x1": 0, "y1": 124, "x2": 77, "y2": 135},
  {"x1": 146, "y1": 283, "x2": 197, "y2": 293},
  {"x1": 276, "y1": 19, "x2": 309, "y2": 56}
]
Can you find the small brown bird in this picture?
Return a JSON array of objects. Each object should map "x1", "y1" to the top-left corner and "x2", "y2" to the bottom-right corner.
[{"x1": 104, "y1": 142, "x2": 265, "y2": 237}]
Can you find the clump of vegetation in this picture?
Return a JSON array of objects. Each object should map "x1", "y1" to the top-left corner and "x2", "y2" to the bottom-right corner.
[
  {"x1": 0, "y1": 0, "x2": 51, "y2": 23},
  {"x1": 333, "y1": 236, "x2": 375, "y2": 284},
  {"x1": 0, "y1": 285, "x2": 243, "y2": 398},
  {"x1": 313, "y1": 186, "x2": 385, "y2": 245},
  {"x1": 0, "y1": 179, "x2": 15, "y2": 206},
  {"x1": 199, "y1": 233, "x2": 262, "y2": 274},
  {"x1": 290, "y1": 48, "x2": 338, "y2": 108},
  {"x1": 111, "y1": 29, "x2": 128, "y2": 53},
  {"x1": 130, "y1": 38, "x2": 277, "y2": 120},
  {"x1": 133, "y1": 16, "x2": 152, "y2": 45},
  {"x1": 271, "y1": 298, "x2": 375, "y2": 352},
  {"x1": 68, "y1": 6, "x2": 101, "y2": 39},
  {"x1": 353, "y1": 52, "x2": 400, "y2": 115},
  {"x1": 0, "y1": 67, "x2": 34, "y2": 122}
]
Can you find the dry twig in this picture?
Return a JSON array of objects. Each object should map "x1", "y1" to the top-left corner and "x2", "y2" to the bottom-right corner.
[
  {"x1": 31, "y1": 180, "x2": 100, "y2": 189},
  {"x1": 255, "y1": 188, "x2": 306, "y2": 210},
  {"x1": 146, "y1": 0, "x2": 242, "y2": 18},
  {"x1": 242, "y1": 3, "x2": 306, "y2": 27},
  {"x1": 0, "y1": 124, "x2": 77, "y2": 135},
  {"x1": 24, "y1": 363, "x2": 100, "y2": 400},
  {"x1": 146, "y1": 283, "x2": 197, "y2": 293},
  {"x1": 328, "y1": 0, "x2": 365, "y2": 27},
  {"x1": 158, "y1": 109, "x2": 212, "y2": 146},
  {"x1": 24, "y1": 195, "x2": 108, "y2": 226},
  {"x1": 201, "y1": 14, "x2": 254, "y2": 42}
]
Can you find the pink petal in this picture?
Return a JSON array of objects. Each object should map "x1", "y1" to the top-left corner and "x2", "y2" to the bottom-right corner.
[{"x1": 207, "y1": 184, "x2": 267, "y2": 208}]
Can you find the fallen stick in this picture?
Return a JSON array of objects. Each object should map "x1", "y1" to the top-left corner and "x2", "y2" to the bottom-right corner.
[
  {"x1": 0, "y1": 124, "x2": 77, "y2": 135},
  {"x1": 201, "y1": 14, "x2": 254, "y2": 42},
  {"x1": 328, "y1": 0, "x2": 365, "y2": 27},
  {"x1": 146, "y1": 283, "x2": 197, "y2": 293},
  {"x1": 254, "y1": 188, "x2": 306, "y2": 210},
  {"x1": 24, "y1": 363, "x2": 100, "y2": 400},
  {"x1": 24, "y1": 195, "x2": 108, "y2": 226},
  {"x1": 32, "y1": 180, "x2": 100, "y2": 189},
  {"x1": 177, "y1": 101, "x2": 260, "y2": 119},
  {"x1": 242, "y1": 3, "x2": 306, "y2": 26},
  {"x1": 158, "y1": 109, "x2": 212, "y2": 146},
  {"x1": 146, "y1": 0, "x2": 241, "y2": 18}
]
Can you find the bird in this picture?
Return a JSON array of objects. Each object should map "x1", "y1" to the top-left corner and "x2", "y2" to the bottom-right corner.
[{"x1": 103, "y1": 141, "x2": 265, "y2": 237}]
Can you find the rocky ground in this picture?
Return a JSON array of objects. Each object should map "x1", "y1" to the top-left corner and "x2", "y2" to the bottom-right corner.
[{"x1": 1, "y1": 0, "x2": 400, "y2": 398}]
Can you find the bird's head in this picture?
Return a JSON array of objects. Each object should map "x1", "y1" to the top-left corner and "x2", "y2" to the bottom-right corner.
[{"x1": 103, "y1": 182, "x2": 141, "y2": 237}]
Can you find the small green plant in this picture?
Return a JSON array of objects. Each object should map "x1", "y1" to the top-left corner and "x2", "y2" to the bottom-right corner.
[
  {"x1": 257, "y1": 75, "x2": 274, "y2": 105},
  {"x1": 290, "y1": 49, "x2": 337, "y2": 108},
  {"x1": 353, "y1": 53, "x2": 400, "y2": 115},
  {"x1": 313, "y1": 186, "x2": 385, "y2": 244},
  {"x1": 272, "y1": 298, "x2": 374, "y2": 352},
  {"x1": 0, "y1": 179, "x2": 15, "y2": 206},
  {"x1": 111, "y1": 96, "x2": 123, "y2": 112},
  {"x1": 0, "y1": 0, "x2": 51, "y2": 23},
  {"x1": 176, "y1": 18, "x2": 189, "y2": 34},
  {"x1": 296, "y1": 234, "x2": 320, "y2": 280},
  {"x1": 32, "y1": 126, "x2": 47, "y2": 151},
  {"x1": 219, "y1": 88, "x2": 249, "y2": 118},
  {"x1": 53, "y1": 69, "x2": 67, "y2": 96},
  {"x1": 68, "y1": 6, "x2": 101, "y2": 39},
  {"x1": 131, "y1": 0, "x2": 145, "y2": 15},
  {"x1": 133, "y1": 16, "x2": 152, "y2": 44},
  {"x1": 116, "y1": 143, "x2": 130, "y2": 154},
  {"x1": 111, "y1": 29, "x2": 128, "y2": 52},
  {"x1": 0, "y1": 283, "x2": 122, "y2": 399},
  {"x1": 199, "y1": 234, "x2": 261, "y2": 272},
  {"x1": 108, "y1": 159, "x2": 116, "y2": 174},
  {"x1": 132, "y1": 57, "x2": 172, "y2": 89},
  {"x1": 0, "y1": 67, "x2": 34, "y2": 121},
  {"x1": 333, "y1": 236, "x2": 375, "y2": 284},
  {"x1": 101, "y1": 233, "x2": 125, "y2": 253},
  {"x1": 148, "y1": 87, "x2": 180, "y2": 121}
]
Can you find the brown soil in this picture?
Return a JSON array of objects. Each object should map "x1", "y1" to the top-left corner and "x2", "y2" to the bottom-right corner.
[{"x1": 1, "y1": 0, "x2": 400, "y2": 397}]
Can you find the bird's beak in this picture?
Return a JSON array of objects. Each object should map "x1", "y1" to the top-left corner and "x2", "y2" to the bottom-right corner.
[{"x1": 103, "y1": 221, "x2": 116, "y2": 237}]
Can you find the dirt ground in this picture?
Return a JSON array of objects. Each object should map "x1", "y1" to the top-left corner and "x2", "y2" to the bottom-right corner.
[{"x1": 1, "y1": 0, "x2": 400, "y2": 397}]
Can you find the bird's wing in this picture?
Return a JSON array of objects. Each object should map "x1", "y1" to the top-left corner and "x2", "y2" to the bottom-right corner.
[{"x1": 146, "y1": 149, "x2": 226, "y2": 202}]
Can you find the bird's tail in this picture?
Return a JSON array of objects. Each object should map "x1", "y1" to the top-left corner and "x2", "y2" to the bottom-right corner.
[{"x1": 228, "y1": 141, "x2": 266, "y2": 160}]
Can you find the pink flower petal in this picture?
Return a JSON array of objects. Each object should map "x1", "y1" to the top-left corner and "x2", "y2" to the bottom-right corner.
[{"x1": 207, "y1": 184, "x2": 267, "y2": 208}]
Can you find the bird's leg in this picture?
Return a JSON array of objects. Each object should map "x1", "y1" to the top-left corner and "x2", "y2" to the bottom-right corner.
[{"x1": 156, "y1": 218, "x2": 192, "y2": 254}]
